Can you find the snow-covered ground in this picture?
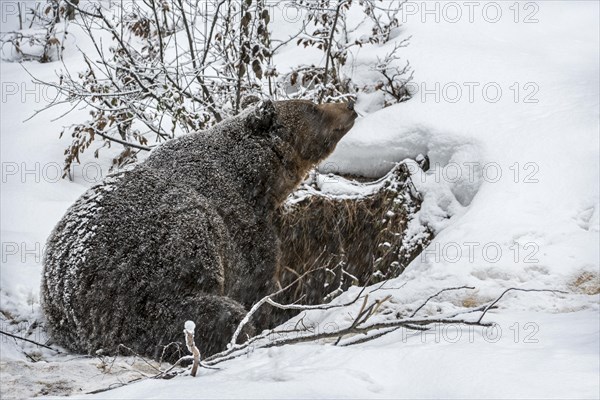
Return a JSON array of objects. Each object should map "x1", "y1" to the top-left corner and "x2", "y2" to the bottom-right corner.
[
  {"x1": 1, "y1": 1, "x2": 599, "y2": 399},
  {"x1": 44, "y1": 311, "x2": 600, "y2": 399}
]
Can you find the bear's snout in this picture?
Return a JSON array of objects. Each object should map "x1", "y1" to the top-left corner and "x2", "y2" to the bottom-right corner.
[
  {"x1": 318, "y1": 101, "x2": 358, "y2": 134},
  {"x1": 339, "y1": 102, "x2": 358, "y2": 133}
]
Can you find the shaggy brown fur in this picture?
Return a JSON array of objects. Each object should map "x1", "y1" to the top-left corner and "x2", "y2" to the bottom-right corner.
[{"x1": 41, "y1": 100, "x2": 357, "y2": 361}]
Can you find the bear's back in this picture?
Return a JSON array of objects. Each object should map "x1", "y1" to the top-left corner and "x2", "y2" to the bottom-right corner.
[{"x1": 41, "y1": 165, "x2": 235, "y2": 353}]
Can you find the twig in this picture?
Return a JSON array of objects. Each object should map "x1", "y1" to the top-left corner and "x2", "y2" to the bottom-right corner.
[
  {"x1": 208, "y1": 284, "x2": 568, "y2": 365},
  {"x1": 206, "y1": 315, "x2": 493, "y2": 366},
  {"x1": 477, "y1": 288, "x2": 567, "y2": 323},
  {"x1": 116, "y1": 344, "x2": 162, "y2": 374},
  {"x1": 410, "y1": 286, "x2": 475, "y2": 318},
  {"x1": 340, "y1": 327, "x2": 400, "y2": 346},
  {"x1": 321, "y1": 0, "x2": 346, "y2": 103},
  {"x1": 228, "y1": 264, "x2": 333, "y2": 347},
  {"x1": 183, "y1": 321, "x2": 201, "y2": 377},
  {"x1": 85, "y1": 378, "x2": 143, "y2": 395},
  {"x1": 0, "y1": 330, "x2": 62, "y2": 353}
]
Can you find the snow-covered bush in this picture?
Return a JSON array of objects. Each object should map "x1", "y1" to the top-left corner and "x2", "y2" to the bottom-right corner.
[
  {"x1": 50, "y1": 0, "x2": 277, "y2": 172},
  {"x1": 10, "y1": 0, "x2": 412, "y2": 173},
  {"x1": 283, "y1": 0, "x2": 412, "y2": 104},
  {"x1": 0, "y1": 0, "x2": 78, "y2": 62}
]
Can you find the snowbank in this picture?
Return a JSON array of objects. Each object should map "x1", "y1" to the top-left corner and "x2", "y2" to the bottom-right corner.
[{"x1": 322, "y1": 0, "x2": 600, "y2": 299}]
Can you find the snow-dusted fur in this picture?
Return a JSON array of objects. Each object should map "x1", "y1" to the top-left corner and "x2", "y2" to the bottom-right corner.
[{"x1": 41, "y1": 100, "x2": 357, "y2": 359}]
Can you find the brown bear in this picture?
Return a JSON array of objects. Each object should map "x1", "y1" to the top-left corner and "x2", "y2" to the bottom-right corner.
[{"x1": 40, "y1": 100, "x2": 357, "y2": 360}]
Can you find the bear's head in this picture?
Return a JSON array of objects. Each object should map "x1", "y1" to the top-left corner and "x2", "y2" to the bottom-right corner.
[
  {"x1": 245, "y1": 99, "x2": 358, "y2": 205},
  {"x1": 247, "y1": 99, "x2": 357, "y2": 163},
  {"x1": 275, "y1": 99, "x2": 357, "y2": 164}
]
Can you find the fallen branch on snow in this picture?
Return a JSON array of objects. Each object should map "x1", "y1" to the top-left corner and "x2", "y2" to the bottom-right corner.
[{"x1": 205, "y1": 285, "x2": 566, "y2": 366}]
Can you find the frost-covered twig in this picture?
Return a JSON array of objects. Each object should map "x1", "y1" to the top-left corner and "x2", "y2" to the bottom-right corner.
[
  {"x1": 183, "y1": 321, "x2": 201, "y2": 377},
  {"x1": 230, "y1": 263, "x2": 379, "y2": 348},
  {"x1": 116, "y1": 344, "x2": 163, "y2": 375},
  {"x1": 476, "y1": 288, "x2": 568, "y2": 323},
  {"x1": 334, "y1": 293, "x2": 388, "y2": 345},
  {"x1": 206, "y1": 314, "x2": 494, "y2": 366},
  {"x1": 207, "y1": 284, "x2": 568, "y2": 365},
  {"x1": 410, "y1": 286, "x2": 475, "y2": 318},
  {"x1": 229, "y1": 265, "x2": 331, "y2": 347},
  {"x1": 321, "y1": 0, "x2": 348, "y2": 101}
]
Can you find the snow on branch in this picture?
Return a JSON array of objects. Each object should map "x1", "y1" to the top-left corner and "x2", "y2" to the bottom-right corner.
[
  {"x1": 79, "y1": 283, "x2": 566, "y2": 394},
  {"x1": 206, "y1": 284, "x2": 566, "y2": 366},
  {"x1": 6, "y1": 0, "x2": 413, "y2": 173},
  {"x1": 183, "y1": 321, "x2": 201, "y2": 377}
]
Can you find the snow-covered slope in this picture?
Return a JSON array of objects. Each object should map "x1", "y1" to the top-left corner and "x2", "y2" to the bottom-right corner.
[
  {"x1": 1, "y1": 1, "x2": 598, "y2": 399},
  {"x1": 325, "y1": 0, "x2": 600, "y2": 303}
]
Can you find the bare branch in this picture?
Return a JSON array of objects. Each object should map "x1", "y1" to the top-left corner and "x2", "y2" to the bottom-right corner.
[
  {"x1": 410, "y1": 286, "x2": 475, "y2": 318},
  {"x1": 477, "y1": 288, "x2": 568, "y2": 323},
  {"x1": 0, "y1": 329, "x2": 62, "y2": 353}
]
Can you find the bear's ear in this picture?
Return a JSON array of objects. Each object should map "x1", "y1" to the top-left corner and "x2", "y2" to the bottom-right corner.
[
  {"x1": 246, "y1": 99, "x2": 277, "y2": 134},
  {"x1": 240, "y1": 95, "x2": 261, "y2": 110}
]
